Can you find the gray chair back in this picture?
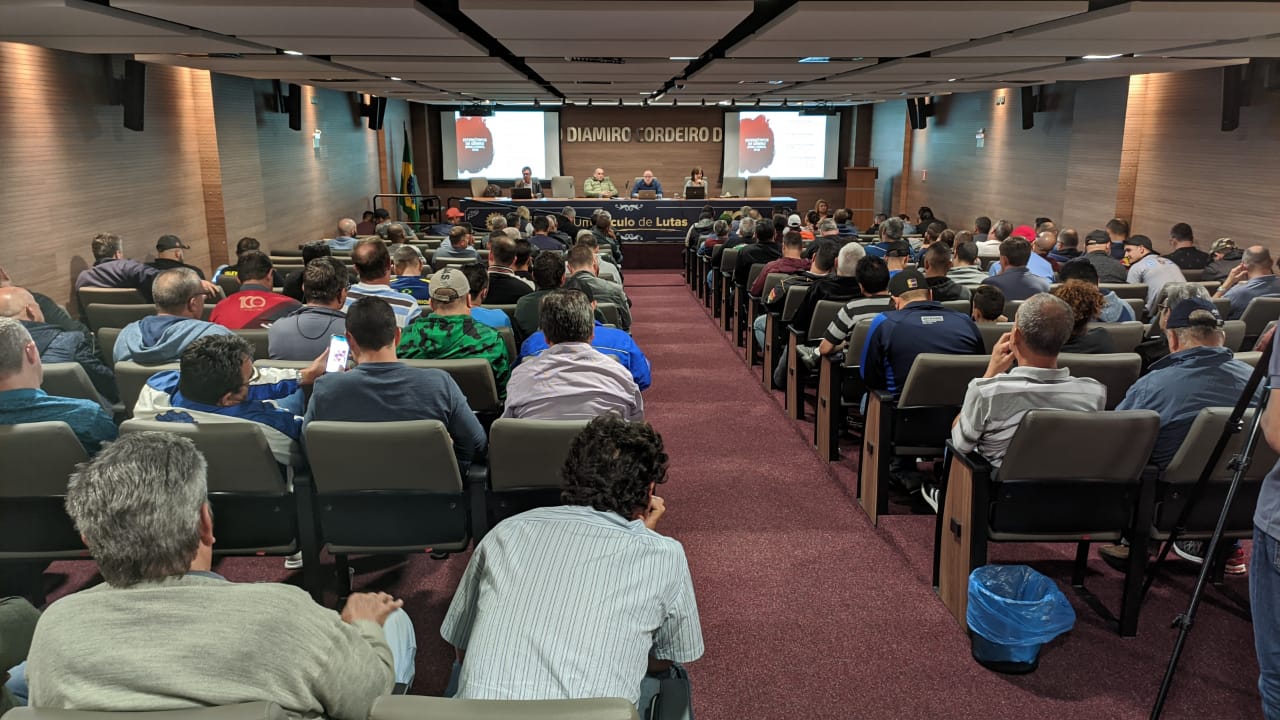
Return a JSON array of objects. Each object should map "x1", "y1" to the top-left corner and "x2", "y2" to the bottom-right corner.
[
  {"x1": 305, "y1": 420, "x2": 461, "y2": 494},
  {"x1": 469, "y1": 177, "x2": 489, "y2": 197},
  {"x1": 978, "y1": 322, "x2": 1014, "y2": 353},
  {"x1": 77, "y1": 287, "x2": 147, "y2": 307},
  {"x1": 1056, "y1": 352, "x2": 1141, "y2": 410},
  {"x1": 898, "y1": 354, "x2": 988, "y2": 408},
  {"x1": 721, "y1": 176, "x2": 746, "y2": 198},
  {"x1": 371, "y1": 695, "x2": 639, "y2": 720},
  {"x1": 496, "y1": 325, "x2": 517, "y2": 363},
  {"x1": 85, "y1": 303, "x2": 154, "y2": 333},
  {"x1": 235, "y1": 329, "x2": 270, "y2": 360},
  {"x1": 781, "y1": 284, "x2": 809, "y2": 321},
  {"x1": 1240, "y1": 297, "x2": 1280, "y2": 339},
  {"x1": 98, "y1": 327, "x2": 122, "y2": 366},
  {"x1": 402, "y1": 359, "x2": 500, "y2": 413},
  {"x1": 1003, "y1": 299, "x2": 1023, "y2": 321},
  {"x1": 1091, "y1": 321, "x2": 1145, "y2": 352},
  {"x1": 941, "y1": 300, "x2": 971, "y2": 313},
  {"x1": 760, "y1": 272, "x2": 787, "y2": 302},
  {"x1": 1210, "y1": 297, "x2": 1233, "y2": 320},
  {"x1": 7, "y1": 705, "x2": 286, "y2": 720},
  {"x1": 843, "y1": 317, "x2": 877, "y2": 368},
  {"x1": 550, "y1": 175, "x2": 575, "y2": 198},
  {"x1": 1236, "y1": 351, "x2": 1263, "y2": 367},
  {"x1": 1124, "y1": 297, "x2": 1145, "y2": 321},
  {"x1": 1100, "y1": 283, "x2": 1148, "y2": 300},
  {"x1": 120, "y1": 419, "x2": 287, "y2": 494},
  {"x1": 746, "y1": 175, "x2": 772, "y2": 197},
  {"x1": 0, "y1": 422, "x2": 88, "y2": 497},
  {"x1": 719, "y1": 247, "x2": 740, "y2": 274},
  {"x1": 489, "y1": 418, "x2": 588, "y2": 491},
  {"x1": 744, "y1": 263, "x2": 767, "y2": 292},
  {"x1": 1224, "y1": 319, "x2": 1246, "y2": 351},
  {"x1": 434, "y1": 256, "x2": 477, "y2": 272},
  {"x1": 1163, "y1": 408, "x2": 1276, "y2": 485},
  {"x1": 115, "y1": 361, "x2": 179, "y2": 417},
  {"x1": 1198, "y1": 280, "x2": 1221, "y2": 295},
  {"x1": 1180, "y1": 268, "x2": 1204, "y2": 282},
  {"x1": 40, "y1": 363, "x2": 110, "y2": 412},
  {"x1": 806, "y1": 300, "x2": 847, "y2": 341},
  {"x1": 999, "y1": 410, "x2": 1159, "y2": 484},
  {"x1": 596, "y1": 302, "x2": 623, "y2": 328}
]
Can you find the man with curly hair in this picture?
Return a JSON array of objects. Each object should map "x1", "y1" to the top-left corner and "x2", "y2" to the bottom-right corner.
[{"x1": 440, "y1": 415, "x2": 703, "y2": 717}]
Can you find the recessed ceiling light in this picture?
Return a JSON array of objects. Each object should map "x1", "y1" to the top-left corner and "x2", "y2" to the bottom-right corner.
[
  {"x1": 389, "y1": 76, "x2": 402, "y2": 81},
  {"x1": 798, "y1": 57, "x2": 830, "y2": 64},
  {"x1": 1083, "y1": 54, "x2": 1122, "y2": 60},
  {"x1": 669, "y1": 56, "x2": 698, "y2": 61},
  {"x1": 282, "y1": 49, "x2": 304, "y2": 56},
  {"x1": 947, "y1": 78, "x2": 957, "y2": 82}
]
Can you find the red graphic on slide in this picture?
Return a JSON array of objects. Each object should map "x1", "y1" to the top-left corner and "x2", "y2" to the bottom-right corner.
[
  {"x1": 456, "y1": 117, "x2": 494, "y2": 173},
  {"x1": 739, "y1": 115, "x2": 774, "y2": 173}
]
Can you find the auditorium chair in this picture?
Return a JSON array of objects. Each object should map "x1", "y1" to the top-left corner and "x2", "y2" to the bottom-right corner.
[
  {"x1": 216, "y1": 275, "x2": 241, "y2": 297},
  {"x1": 940, "y1": 300, "x2": 971, "y2": 313},
  {"x1": 469, "y1": 177, "x2": 489, "y2": 197},
  {"x1": 115, "y1": 361, "x2": 178, "y2": 417},
  {"x1": 1143, "y1": 406, "x2": 1275, "y2": 588},
  {"x1": 401, "y1": 358, "x2": 502, "y2": 418},
  {"x1": 859, "y1": 354, "x2": 989, "y2": 525},
  {"x1": 235, "y1": 329, "x2": 270, "y2": 360},
  {"x1": 496, "y1": 325, "x2": 517, "y2": 364},
  {"x1": 597, "y1": 302, "x2": 624, "y2": 329},
  {"x1": 76, "y1": 286, "x2": 146, "y2": 309},
  {"x1": 1239, "y1": 296, "x2": 1280, "y2": 348},
  {"x1": 0, "y1": 422, "x2": 90, "y2": 603},
  {"x1": 748, "y1": 272, "x2": 788, "y2": 365},
  {"x1": 735, "y1": 263, "x2": 768, "y2": 348},
  {"x1": 713, "y1": 247, "x2": 739, "y2": 325},
  {"x1": 304, "y1": 420, "x2": 477, "y2": 596},
  {"x1": 746, "y1": 175, "x2": 772, "y2": 198},
  {"x1": 1100, "y1": 283, "x2": 1148, "y2": 300},
  {"x1": 815, "y1": 317, "x2": 876, "y2": 463},
  {"x1": 119, "y1": 419, "x2": 319, "y2": 594},
  {"x1": 482, "y1": 418, "x2": 588, "y2": 539},
  {"x1": 1056, "y1": 352, "x2": 1141, "y2": 410},
  {"x1": 8, "y1": 704, "x2": 287, "y2": 720},
  {"x1": 721, "y1": 176, "x2": 746, "y2": 198},
  {"x1": 1124, "y1": 297, "x2": 1146, "y2": 321},
  {"x1": 933, "y1": 409, "x2": 1161, "y2": 637},
  {"x1": 550, "y1": 175, "x2": 575, "y2": 199},
  {"x1": 84, "y1": 303, "x2": 154, "y2": 334},
  {"x1": 97, "y1": 327, "x2": 122, "y2": 366},
  {"x1": 785, "y1": 299, "x2": 853, "y2": 420},
  {"x1": 1224, "y1": 319, "x2": 1246, "y2": 352},
  {"x1": 371, "y1": 695, "x2": 640, "y2": 720},
  {"x1": 40, "y1": 362, "x2": 111, "y2": 412},
  {"x1": 977, "y1": 322, "x2": 1014, "y2": 353},
  {"x1": 762, "y1": 284, "x2": 811, "y2": 389},
  {"x1": 1211, "y1": 297, "x2": 1233, "y2": 322},
  {"x1": 434, "y1": 256, "x2": 477, "y2": 272},
  {"x1": 1198, "y1": 281, "x2": 1221, "y2": 295},
  {"x1": 1236, "y1": 351, "x2": 1263, "y2": 367},
  {"x1": 1180, "y1": 268, "x2": 1204, "y2": 282},
  {"x1": 1090, "y1": 321, "x2": 1145, "y2": 352}
]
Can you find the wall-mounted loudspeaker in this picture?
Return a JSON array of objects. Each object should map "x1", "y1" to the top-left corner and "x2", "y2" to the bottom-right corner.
[
  {"x1": 367, "y1": 96, "x2": 387, "y2": 131},
  {"x1": 1020, "y1": 86, "x2": 1036, "y2": 130},
  {"x1": 905, "y1": 98, "x2": 920, "y2": 130},
  {"x1": 286, "y1": 83, "x2": 302, "y2": 131},
  {"x1": 1222, "y1": 64, "x2": 1244, "y2": 132},
  {"x1": 123, "y1": 60, "x2": 145, "y2": 132},
  {"x1": 915, "y1": 97, "x2": 929, "y2": 129}
]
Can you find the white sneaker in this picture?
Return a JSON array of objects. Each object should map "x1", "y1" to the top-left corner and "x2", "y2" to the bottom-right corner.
[
  {"x1": 921, "y1": 484, "x2": 941, "y2": 514},
  {"x1": 284, "y1": 551, "x2": 304, "y2": 570}
]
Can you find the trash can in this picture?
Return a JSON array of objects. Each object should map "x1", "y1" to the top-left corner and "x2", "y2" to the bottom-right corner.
[{"x1": 966, "y1": 564, "x2": 1076, "y2": 674}]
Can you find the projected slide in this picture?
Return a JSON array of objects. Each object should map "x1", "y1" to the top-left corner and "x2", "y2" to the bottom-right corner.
[
  {"x1": 723, "y1": 111, "x2": 839, "y2": 180},
  {"x1": 440, "y1": 111, "x2": 560, "y2": 181}
]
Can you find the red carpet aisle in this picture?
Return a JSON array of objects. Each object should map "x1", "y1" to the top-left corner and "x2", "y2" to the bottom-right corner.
[{"x1": 42, "y1": 270, "x2": 1259, "y2": 718}]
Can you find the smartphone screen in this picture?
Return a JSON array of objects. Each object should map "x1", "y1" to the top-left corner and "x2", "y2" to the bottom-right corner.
[{"x1": 325, "y1": 334, "x2": 350, "y2": 373}]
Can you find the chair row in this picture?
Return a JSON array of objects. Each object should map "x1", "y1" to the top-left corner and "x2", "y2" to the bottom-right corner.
[{"x1": 0, "y1": 417, "x2": 590, "y2": 601}]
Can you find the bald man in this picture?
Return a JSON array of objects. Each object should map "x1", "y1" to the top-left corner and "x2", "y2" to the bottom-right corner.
[
  {"x1": 0, "y1": 286, "x2": 117, "y2": 403},
  {"x1": 1215, "y1": 245, "x2": 1280, "y2": 320},
  {"x1": 330, "y1": 218, "x2": 359, "y2": 252},
  {"x1": 583, "y1": 168, "x2": 617, "y2": 199}
]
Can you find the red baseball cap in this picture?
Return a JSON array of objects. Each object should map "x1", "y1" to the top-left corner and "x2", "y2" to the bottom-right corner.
[{"x1": 1011, "y1": 224, "x2": 1036, "y2": 240}]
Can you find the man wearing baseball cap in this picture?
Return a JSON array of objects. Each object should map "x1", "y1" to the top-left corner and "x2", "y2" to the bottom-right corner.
[
  {"x1": 147, "y1": 234, "x2": 205, "y2": 279},
  {"x1": 1204, "y1": 237, "x2": 1243, "y2": 282},
  {"x1": 1124, "y1": 234, "x2": 1186, "y2": 312},
  {"x1": 397, "y1": 266, "x2": 511, "y2": 400},
  {"x1": 1080, "y1": 229, "x2": 1129, "y2": 284},
  {"x1": 1100, "y1": 297, "x2": 1258, "y2": 574}
]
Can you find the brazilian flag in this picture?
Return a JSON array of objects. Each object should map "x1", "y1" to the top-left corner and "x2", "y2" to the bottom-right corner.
[{"x1": 399, "y1": 125, "x2": 420, "y2": 223}]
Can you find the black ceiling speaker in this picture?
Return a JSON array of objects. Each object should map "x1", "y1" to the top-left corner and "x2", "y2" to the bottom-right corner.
[
  {"x1": 1222, "y1": 64, "x2": 1244, "y2": 132},
  {"x1": 368, "y1": 96, "x2": 387, "y2": 131},
  {"x1": 915, "y1": 97, "x2": 929, "y2": 129},
  {"x1": 123, "y1": 60, "x2": 145, "y2": 132},
  {"x1": 286, "y1": 83, "x2": 302, "y2": 131},
  {"x1": 1020, "y1": 85, "x2": 1036, "y2": 130},
  {"x1": 905, "y1": 98, "x2": 920, "y2": 130}
]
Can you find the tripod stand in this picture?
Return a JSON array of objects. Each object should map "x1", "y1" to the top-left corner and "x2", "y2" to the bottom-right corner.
[{"x1": 1150, "y1": 340, "x2": 1272, "y2": 719}]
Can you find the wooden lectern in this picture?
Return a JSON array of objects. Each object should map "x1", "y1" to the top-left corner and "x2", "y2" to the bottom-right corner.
[{"x1": 843, "y1": 167, "x2": 878, "y2": 230}]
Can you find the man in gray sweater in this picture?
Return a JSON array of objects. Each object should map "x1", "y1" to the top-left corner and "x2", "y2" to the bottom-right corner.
[{"x1": 25, "y1": 432, "x2": 416, "y2": 718}]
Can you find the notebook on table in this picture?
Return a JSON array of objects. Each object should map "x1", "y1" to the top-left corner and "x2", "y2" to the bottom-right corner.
[
  {"x1": 511, "y1": 187, "x2": 534, "y2": 200},
  {"x1": 637, "y1": 190, "x2": 657, "y2": 200},
  {"x1": 685, "y1": 185, "x2": 706, "y2": 199}
]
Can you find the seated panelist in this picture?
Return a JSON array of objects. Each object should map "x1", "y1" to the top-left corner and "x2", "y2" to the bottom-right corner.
[
  {"x1": 631, "y1": 170, "x2": 664, "y2": 199},
  {"x1": 513, "y1": 166, "x2": 542, "y2": 198},
  {"x1": 684, "y1": 167, "x2": 708, "y2": 192},
  {"x1": 583, "y1": 167, "x2": 617, "y2": 198}
]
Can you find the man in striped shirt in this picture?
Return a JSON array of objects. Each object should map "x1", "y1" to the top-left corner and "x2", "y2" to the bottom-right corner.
[
  {"x1": 342, "y1": 239, "x2": 421, "y2": 329},
  {"x1": 441, "y1": 416, "x2": 703, "y2": 716}
]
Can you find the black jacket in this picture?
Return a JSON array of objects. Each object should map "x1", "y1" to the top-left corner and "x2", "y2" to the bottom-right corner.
[{"x1": 25, "y1": 320, "x2": 118, "y2": 403}]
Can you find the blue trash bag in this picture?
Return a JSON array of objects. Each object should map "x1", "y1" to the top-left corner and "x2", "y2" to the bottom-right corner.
[{"x1": 966, "y1": 564, "x2": 1076, "y2": 674}]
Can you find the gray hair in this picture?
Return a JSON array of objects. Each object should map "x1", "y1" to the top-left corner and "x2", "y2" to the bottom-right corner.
[
  {"x1": 712, "y1": 220, "x2": 729, "y2": 236},
  {"x1": 503, "y1": 227, "x2": 521, "y2": 241},
  {"x1": 562, "y1": 206, "x2": 576, "y2": 218},
  {"x1": 152, "y1": 268, "x2": 203, "y2": 313},
  {"x1": 1016, "y1": 293, "x2": 1074, "y2": 356},
  {"x1": 392, "y1": 244, "x2": 424, "y2": 267},
  {"x1": 488, "y1": 216, "x2": 508, "y2": 231},
  {"x1": 66, "y1": 432, "x2": 208, "y2": 587},
  {"x1": 540, "y1": 289, "x2": 594, "y2": 345},
  {"x1": 992, "y1": 220, "x2": 1013, "y2": 242},
  {"x1": 576, "y1": 229, "x2": 596, "y2": 243},
  {"x1": 1244, "y1": 246, "x2": 1273, "y2": 271},
  {"x1": 1158, "y1": 281, "x2": 1211, "y2": 310},
  {"x1": 881, "y1": 217, "x2": 904, "y2": 241},
  {"x1": 816, "y1": 218, "x2": 838, "y2": 233},
  {"x1": 837, "y1": 242, "x2": 866, "y2": 278},
  {"x1": 0, "y1": 317, "x2": 32, "y2": 378},
  {"x1": 739, "y1": 217, "x2": 757, "y2": 237}
]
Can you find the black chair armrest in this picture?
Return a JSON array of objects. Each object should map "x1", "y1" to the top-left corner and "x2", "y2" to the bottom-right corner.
[{"x1": 943, "y1": 440, "x2": 991, "y2": 475}]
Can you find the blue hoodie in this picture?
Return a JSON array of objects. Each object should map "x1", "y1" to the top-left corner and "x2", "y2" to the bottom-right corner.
[{"x1": 114, "y1": 315, "x2": 233, "y2": 364}]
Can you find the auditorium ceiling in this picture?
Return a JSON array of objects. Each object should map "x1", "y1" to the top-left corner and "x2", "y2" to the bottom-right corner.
[{"x1": 0, "y1": 1, "x2": 1275, "y2": 105}]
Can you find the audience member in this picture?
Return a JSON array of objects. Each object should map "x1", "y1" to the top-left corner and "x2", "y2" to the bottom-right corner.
[
  {"x1": 484, "y1": 235, "x2": 535, "y2": 305},
  {"x1": 751, "y1": 231, "x2": 810, "y2": 296},
  {"x1": 208, "y1": 252, "x2": 300, "y2": 329},
  {"x1": 970, "y1": 285, "x2": 1007, "y2": 323},
  {"x1": 592, "y1": 211, "x2": 623, "y2": 266},
  {"x1": 1052, "y1": 280, "x2": 1115, "y2": 353},
  {"x1": 0, "y1": 596, "x2": 38, "y2": 715},
  {"x1": 269, "y1": 258, "x2": 348, "y2": 360},
  {"x1": 754, "y1": 240, "x2": 839, "y2": 348},
  {"x1": 546, "y1": 214, "x2": 574, "y2": 248},
  {"x1": 505, "y1": 290, "x2": 643, "y2": 421},
  {"x1": 27, "y1": 431, "x2": 413, "y2": 717},
  {"x1": 515, "y1": 252, "x2": 565, "y2": 340},
  {"x1": 520, "y1": 283, "x2": 651, "y2": 391},
  {"x1": 1203, "y1": 237, "x2": 1243, "y2": 282},
  {"x1": 437, "y1": 225, "x2": 479, "y2": 261},
  {"x1": 281, "y1": 241, "x2": 334, "y2": 302},
  {"x1": 565, "y1": 245, "x2": 632, "y2": 331},
  {"x1": 375, "y1": 210, "x2": 416, "y2": 242},
  {"x1": 921, "y1": 244, "x2": 970, "y2": 301},
  {"x1": 973, "y1": 216, "x2": 992, "y2": 243},
  {"x1": 528, "y1": 216, "x2": 563, "y2": 251},
  {"x1": 0, "y1": 287, "x2": 117, "y2": 403},
  {"x1": 986, "y1": 228, "x2": 1054, "y2": 280},
  {"x1": 976, "y1": 219, "x2": 1011, "y2": 257},
  {"x1": 1125, "y1": 234, "x2": 1187, "y2": 312},
  {"x1": 74, "y1": 232, "x2": 161, "y2": 303},
  {"x1": 389, "y1": 245, "x2": 431, "y2": 307},
  {"x1": 344, "y1": 239, "x2": 422, "y2": 329},
  {"x1": 329, "y1": 218, "x2": 360, "y2": 252},
  {"x1": 304, "y1": 298, "x2": 485, "y2": 469},
  {"x1": 574, "y1": 232, "x2": 623, "y2": 284},
  {"x1": 698, "y1": 220, "x2": 731, "y2": 257},
  {"x1": 948, "y1": 240, "x2": 988, "y2": 289},
  {"x1": 981, "y1": 238, "x2": 1050, "y2": 301},
  {"x1": 815, "y1": 256, "x2": 894, "y2": 357},
  {"x1": 1050, "y1": 229, "x2": 1082, "y2": 263},
  {"x1": 441, "y1": 415, "x2": 702, "y2": 711},
  {"x1": 1214, "y1": 245, "x2": 1280, "y2": 320},
  {"x1": 864, "y1": 216, "x2": 905, "y2": 259},
  {"x1": 114, "y1": 268, "x2": 232, "y2": 364},
  {"x1": 1165, "y1": 223, "x2": 1211, "y2": 270},
  {"x1": 398, "y1": 268, "x2": 511, "y2": 400},
  {"x1": 1079, "y1": 229, "x2": 1130, "y2": 283},
  {"x1": 882, "y1": 241, "x2": 912, "y2": 277},
  {"x1": 459, "y1": 263, "x2": 512, "y2": 330},
  {"x1": 790, "y1": 241, "x2": 864, "y2": 336},
  {"x1": 213, "y1": 237, "x2": 284, "y2": 288},
  {"x1": 0, "y1": 318, "x2": 116, "y2": 454},
  {"x1": 1058, "y1": 257, "x2": 1134, "y2": 322},
  {"x1": 733, "y1": 221, "x2": 782, "y2": 288},
  {"x1": 1253, "y1": 329, "x2": 1280, "y2": 718},
  {"x1": 146, "y1": 235, "x2": 205, "y2": 279},
  {"x1": 1106, "y1": 218, "x2": 1130, "y2": 260},
  {"x1": 385, "y1": 224, "x2": 408, "y2": 247},
  {"x1": 833, "y1": 209, "x2": 859, "y2": 238},
  {"x1": 0, "y1": 265, "x2": 89, "y2": 338},
  {"x1": 355, "y1": 210, "x2": 377, "y2": 236}
]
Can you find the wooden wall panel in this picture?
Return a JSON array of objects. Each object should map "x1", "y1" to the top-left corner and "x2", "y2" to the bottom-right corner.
[
  {"x1": 869, "y1": 101, "x2": 908, "y2": 215},
  {"x1": 559, "y1": 107, "x2": 723, "y2": 196},
  {"x1": 1129, "y1": 67, "x2": 1280, "y2": 251},
  {"x1": 0, "y1": 42, "x2": 209, "y2": 309},
  {"x1": 1061, "y1": 77, "x2": 1128, "y2": 231}
]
